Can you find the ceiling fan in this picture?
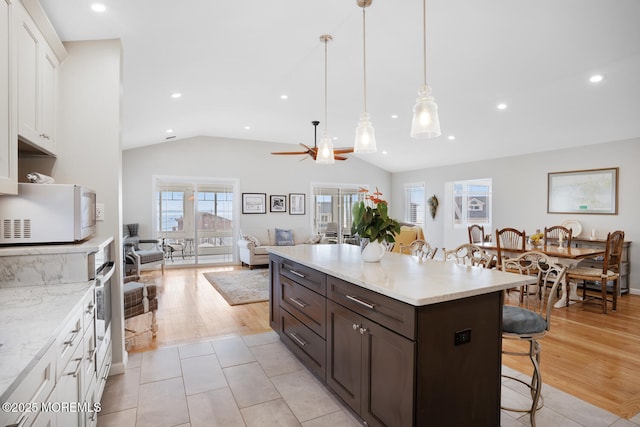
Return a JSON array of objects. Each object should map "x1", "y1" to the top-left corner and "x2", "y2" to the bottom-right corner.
[{"x1": 271, "y1": 121, "x2": 354, "y2": 161}]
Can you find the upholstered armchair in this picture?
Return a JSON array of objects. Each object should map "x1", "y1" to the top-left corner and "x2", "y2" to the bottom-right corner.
[{"x1": 123, "y1": 223, "x2": 164, "y2": 275}]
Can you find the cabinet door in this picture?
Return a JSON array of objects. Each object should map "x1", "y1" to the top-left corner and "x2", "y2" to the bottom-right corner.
[
  {"x1": 55, "y1": 344, "x2": 84, "y2": 427},
  {"x1": 269, "y1": 256, "x2": 281, "y2": 330},
  {"x1": 0, "y1": 0, "x2": 16, "y2": 194},
  {"x1": 326, "y1": 300, "x2": 363, "y2": 414},
  {"x1": 361, "y1": 321, "x2": 416, "y2": 427},
  {"x1": 17, "y1": 4, "x2": 40, "y2": 144},
  {"x1": 39, "y1": 43, "x2": 57, "y2": 150}
]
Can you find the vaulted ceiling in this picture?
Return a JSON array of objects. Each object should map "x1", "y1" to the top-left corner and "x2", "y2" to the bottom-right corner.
[{"x1": 41, "y1": 0, "x2": 640, "y2": 172}]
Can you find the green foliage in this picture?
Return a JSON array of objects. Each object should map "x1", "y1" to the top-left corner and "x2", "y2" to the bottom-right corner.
[{"x1": 350, "y1": 189, "x2": 401, "y2": 244}]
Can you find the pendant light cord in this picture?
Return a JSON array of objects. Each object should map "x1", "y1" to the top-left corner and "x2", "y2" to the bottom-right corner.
[
  {"x1": 324, "y1": 37, "x2": 329, "y2": 132},
  {"x1": 362, "y1": 6, "x2": 368, "y2": 113},
  {"x1": 422, "y1": 0, "x2": 427, "y2": 86}
]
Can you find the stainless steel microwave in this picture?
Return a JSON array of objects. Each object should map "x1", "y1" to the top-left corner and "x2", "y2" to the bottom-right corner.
[{"x1": 0, "y1": 183, "x2": 97, "y2": 244}]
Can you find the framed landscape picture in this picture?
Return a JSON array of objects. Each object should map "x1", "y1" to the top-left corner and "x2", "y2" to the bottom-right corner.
[
  {"x1": 547, "y1": 167, "x2": 618, "y2": 214},
  {"x1": 270, "y1": 195, "x2": 286, "y2": 212},
  {"x1": 242, "y1": 193, "x2": 266, "y2": 214},
  {"x1": 289, "y1": 193, "x2": 305, "y2": 215}
]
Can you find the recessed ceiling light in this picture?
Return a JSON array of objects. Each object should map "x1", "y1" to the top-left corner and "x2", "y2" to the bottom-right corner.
[
  {"x1": 391, "y1": 114, "x2": 398, "y2": 119},
  {"x1": 244, "y1": 126, "x2": 251, "y2": 130},
  {"x1": 381, "y1": 150, "x2": 388, "y2": 155},
  {"x1": 589, "y1": 74, "x2": 604, "y2": 83},
  {"x1": 170, "y1": 92, "x2": 182, "y2": 99},
  {"x1": 447, "y1": 135, "x2": 455, "y2": 140},
  {"x1": 280, "y1": 94, "x2": 288, "y2": 100},
  {"x1": 497, "y1": 103, "x2": 508, "y2": 110},
  {"x1": 90, "y1": 3, "x2": 106, "y2": 12},
  {"x1": 166, "y1": 129, "x2": 174, "y2": 133}
]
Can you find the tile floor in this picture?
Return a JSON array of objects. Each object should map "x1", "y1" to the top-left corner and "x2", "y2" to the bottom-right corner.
[{"x1": 97, "y1": 331, "x2": 640, "y2": 427}]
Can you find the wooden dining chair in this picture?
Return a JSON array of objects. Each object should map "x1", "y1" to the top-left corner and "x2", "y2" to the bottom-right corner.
[
  {"x1": 566, "y1": 230, "x2": 624, "y2": 314},
  {"x1": 442, "y1": 243, "x2": 496, "y2": 268},
  {"x1": 495, "y1": 228, "x2": 526, "y2": 268},
  {"x1": 400, "y1": 239, "x2": 438, "y2": 259},
  {"x1": 544, "y1": 225, "x2": 573, "y2": 247},
  {"x1": 468, "y1": 224, "x2": 485, "y2": 244}
]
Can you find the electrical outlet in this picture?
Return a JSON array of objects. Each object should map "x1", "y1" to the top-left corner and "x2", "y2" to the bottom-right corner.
[
  {"x1": 454, "y1": 328, "x2": 472, "y2": 346},
  {"x1": 96, "y1": 203, "x2": 105, "y2": 221}
]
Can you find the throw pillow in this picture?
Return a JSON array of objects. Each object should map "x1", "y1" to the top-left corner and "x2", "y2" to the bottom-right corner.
[
  {"x1": 304, "y1": 234, "x2": 322, "y2": 244},
  {"x1": 274, "y1": 228, "x2": 295, "y2": 246},
  {"x1": 242, "y1": 234, "x2": 261, "y2": 247}
]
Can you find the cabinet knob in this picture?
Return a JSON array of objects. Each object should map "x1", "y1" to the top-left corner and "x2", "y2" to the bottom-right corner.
[
  {"x1": 352, "y1": 323, "x2": 361, "y2": 331},
  {"x1": 359, "y1": 327, "x2": 369, "y2": 335}
]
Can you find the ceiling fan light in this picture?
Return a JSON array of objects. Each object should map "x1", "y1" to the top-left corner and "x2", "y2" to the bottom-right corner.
[
  {"x1": 316, "y1": 133, "x2": 335, "y2": 164},
  {"x1": 411, "y1": 85, "x2": 441, "y2": 139},
  {"x1": 354, "y1": 112, "x2": 377, "y2": 153}
]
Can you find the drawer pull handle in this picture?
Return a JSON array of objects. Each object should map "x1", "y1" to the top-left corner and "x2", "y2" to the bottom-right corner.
[
  {"x1": 346, "y1": 294, "x2": 376, "y2": 310},
  {"x1": 289, "y1": 270, "x2": 306, "y2": 278},
  {"x1": 86, "y1": 303, "x2": 95, "y2": 312},
  {"x1": 66, "y1": 357, "x2": 83, "y2": 377},
  {"x1": 64, "y1": 328, "x2": 82, "y2": 346},
  {"x1": 289, "y1": 332, "x2": 308, "y2": 347},
  {"x1": 288, "y1": 297, "x2": 308, "y2": 308}
]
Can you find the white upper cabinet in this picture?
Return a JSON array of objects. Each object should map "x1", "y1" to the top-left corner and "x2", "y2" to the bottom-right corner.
[
  {"x1": 0, "y1": 0, "x2": 18, "y2": 195},
  {"x1": 16, "y1": 0, "x2": 59, "y2": 156}
]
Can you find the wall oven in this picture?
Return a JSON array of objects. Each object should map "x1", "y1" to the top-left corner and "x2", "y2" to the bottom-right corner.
[{"x1": 93, "y1": 239, "x2": 114, "y2": 372}]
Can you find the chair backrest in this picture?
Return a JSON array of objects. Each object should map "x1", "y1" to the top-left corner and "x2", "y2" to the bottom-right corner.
[
  {"x1": 443, "y1": 243, "x2": 496, "y2": 268},
  {"x1": 419, "y1": 243, "x2": 439, "y2": 260},
  {"x1": 603, "y1": 230, "x2": 625, "y2": 274},
  {"x1": 543, "y1": 225, "x2": 573, "y2": 246},
  {"x1": 504, "y1": 253, "x2": 567, "y2": 331},
  {"x1": 468, "y1": 224, "x2": 485, "y2": 244},
  {"x1": 400, "y1": 239, "x2": 426, "y2": 255},
  {"x1": 495, "y1": 228, "x2": 526, "y2": 267},
  {"x1": 325, "y1": 222, "x2": 339, "y2": 237}
]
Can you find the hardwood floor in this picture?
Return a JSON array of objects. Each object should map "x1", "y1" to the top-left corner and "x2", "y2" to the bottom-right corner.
[{"x1": 132, "y1": 267, "x2": 640, "y2": 420}]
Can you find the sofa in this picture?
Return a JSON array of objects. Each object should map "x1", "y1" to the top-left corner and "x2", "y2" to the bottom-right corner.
[{"x1": 238, "y1": 228, "x2": 321, "y2": 268}]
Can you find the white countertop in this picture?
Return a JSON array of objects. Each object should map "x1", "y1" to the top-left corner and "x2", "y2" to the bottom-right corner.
[
  {"x1": 0, "y1": 235, "x2": 114, "y2": 257},
  {"x1": 0, "y1": 282, "x2": 94, "y2": 402},
  {"x1": 269, "y1": 244, "x2": 536, "y2": 306}
]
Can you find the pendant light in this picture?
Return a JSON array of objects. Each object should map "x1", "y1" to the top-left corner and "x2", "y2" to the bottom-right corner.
[
  {"x1": 353, "y1": 0, "x2": 377, "y2": 153},
  {"x1": 316, "y1": 34, "x2": 335, "y2": 164},
  {"x1": 410, "y1": 0, "x2": 441, "y2": 139}
]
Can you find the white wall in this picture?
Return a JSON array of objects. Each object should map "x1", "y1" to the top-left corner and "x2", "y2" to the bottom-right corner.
[
  {"x1": 21, "y1": 40, "x2": 126, "y2": 372},
  {"x1": 122, "y1": 136, "x2": 391, "y2": 243},
  {"x1": 390, "y1": 138, "x2": 640, "y2": 292}
]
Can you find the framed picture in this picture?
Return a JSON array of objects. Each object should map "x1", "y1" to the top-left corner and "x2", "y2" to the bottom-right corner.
[
  {"x1": 242, "y1": 193, "x2": 266, "y2": 214},
  {"x1": 270, "y1": 195, "x2": 286, "y2": 212},
  {"x1": 547, "y1": 167, "x2": 619, "y2": 214},
  {"x1": 289, "y1": 193, "x2": 305, "y2": 215}
]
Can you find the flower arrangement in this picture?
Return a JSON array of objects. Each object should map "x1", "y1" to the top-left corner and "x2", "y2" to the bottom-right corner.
[{"x1": 351, "y1": 188, "x2": 401, "y2": 244}]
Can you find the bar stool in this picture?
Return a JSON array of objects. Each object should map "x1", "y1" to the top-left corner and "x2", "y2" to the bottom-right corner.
[{"x1": 501, "y1": 257, "x2": 567, "y2": 427}]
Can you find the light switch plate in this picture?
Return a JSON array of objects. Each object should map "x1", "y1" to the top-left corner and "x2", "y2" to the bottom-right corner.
[{"x1": 96, "y1": 203, "x2": 105, "y2": 221}]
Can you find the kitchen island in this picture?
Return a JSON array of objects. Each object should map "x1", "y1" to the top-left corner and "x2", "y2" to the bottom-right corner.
[{"x1": 268, "y1": 244, "x2": 536, "y2": 427}]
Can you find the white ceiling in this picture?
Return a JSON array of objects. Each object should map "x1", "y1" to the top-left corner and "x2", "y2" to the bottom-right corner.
[{"x1": 40, "y1": 0, "x2": 640, "y2": 173}]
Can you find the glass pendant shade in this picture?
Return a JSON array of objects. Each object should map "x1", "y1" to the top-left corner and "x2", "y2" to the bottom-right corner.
[
  {"x1": 354, "y1": 112, "x2": 377, "y2": 153},
  {"x1": 315, "y1": 131, "x2": 335, "y2": 164},
  {"x1": 411, "y1": 85, "x2": 441, "y2": 139}
]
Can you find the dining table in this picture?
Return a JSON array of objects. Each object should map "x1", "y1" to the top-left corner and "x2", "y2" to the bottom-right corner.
[{"x1": 475, "y1": 241, "x2": 606, "y2": 307}]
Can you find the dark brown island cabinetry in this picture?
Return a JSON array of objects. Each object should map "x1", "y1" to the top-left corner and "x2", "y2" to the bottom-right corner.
[{"x1": 269, "y1": 253, "x2": 504, "y2": 427}]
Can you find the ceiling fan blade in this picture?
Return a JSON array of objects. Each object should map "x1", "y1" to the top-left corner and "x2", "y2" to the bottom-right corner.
[
  {"x1": 299, "y1": 143, "x2": 313, "y2": 151},
  {"x1": 334, "y1": 155, "x2": 349, "y2": 160},
  {"x1": 271, "y1": 151, "x2": 309, "y2": 155},
  {"x1": 333, "y1": 148, "x2": 354, "y2": 154}
]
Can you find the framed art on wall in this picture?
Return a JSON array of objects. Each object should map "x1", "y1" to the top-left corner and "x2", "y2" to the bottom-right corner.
[
  {"x1": 289, "y1": 193, "x2": 305, "y2": 215},
  {"x1": 547, "y1": 167, "x2": 619, "y2": 214},
  {"x1": 242, "y1": 193, "x2": 266, "y2": 214},
  {"x1": 270, "y1": 195, "x2": 286, "y2": 212}
]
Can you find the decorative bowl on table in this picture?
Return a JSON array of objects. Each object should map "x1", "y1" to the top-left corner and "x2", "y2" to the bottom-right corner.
[{"x1": 528, "y1": 233, "x2": 544, "y2": 247}]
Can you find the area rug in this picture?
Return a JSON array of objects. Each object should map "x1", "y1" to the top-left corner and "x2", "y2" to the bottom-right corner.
[{"x1": 203, "y1": 269, "x2": 269, "y2": 306}]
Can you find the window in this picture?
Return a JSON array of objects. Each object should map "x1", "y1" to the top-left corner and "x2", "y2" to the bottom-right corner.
[
  {"x1": 311, "y1": 184, "x2": 365, "y2": 241},
  {"x1": 453, "y1": 179, "x2": 492, "y2": 227},
  {"x1": 404, "y1": 183, "x2": 425, "y2": 225}
]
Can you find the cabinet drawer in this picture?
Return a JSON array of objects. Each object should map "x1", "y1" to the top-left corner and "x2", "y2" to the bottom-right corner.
[
  {"x1": 280, "y1": 274, "x2": 326, "y2": 338},
  {"x1": 0, "y1": 347, "x2": 56, "y2": 427},
  {"x1": 328, "y1": 275, "x2": 416, "y2": 340},
  {"x1": 280, "y1": 259, "x2": 326, "y2": 296},
  {"x1": 55, "y1": 311, "x2": 83, "y2": 380},
  {"x1": 280, "y1": 309, "x2": 326, "y2": 380},
  {"x1": 82, "y1": 289, "x2": 96, "y2": 332}
]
